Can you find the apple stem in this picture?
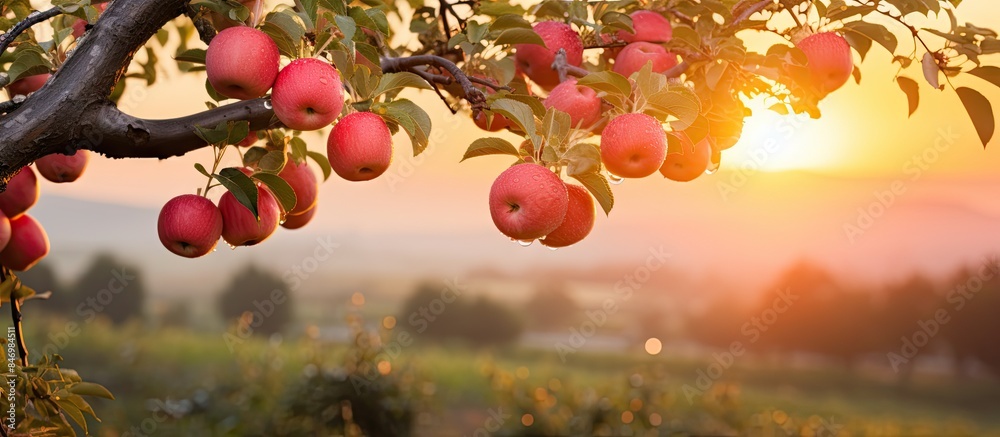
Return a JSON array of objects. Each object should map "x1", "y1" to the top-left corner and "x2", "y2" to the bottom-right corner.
[{"x1": 551, "y1": 49, "x2": 590, "y2": 84}]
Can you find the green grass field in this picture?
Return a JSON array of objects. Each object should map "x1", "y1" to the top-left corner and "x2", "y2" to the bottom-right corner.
[{"x1": 19, "y1": 317, "x2": 1000, "y2": 436}]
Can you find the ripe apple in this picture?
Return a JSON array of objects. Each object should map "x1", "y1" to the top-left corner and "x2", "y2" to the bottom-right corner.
[
  {"x1": 473, "y1": 110, "x2": 511, "y2": 132},
  {"x1": 540, "y1": 184, "x2": 595, "y2": 248},
  {"x1": 327, "y1": 111, "x2": 393, "y2": 182},
  {"x1": 618, "y1": 11, "x2": 672, "y2": 44},
  {"x1": 659, "y1": 132, "x2": 712, "y2": 182},
  {"x1": 0, "y1": 167, "x2": 39, "y2": 219},
  {"x1": 278, "y1": 159, "x2": 318, "y2": 214},
  {"x1": 600, "y1": 113, "x2": 666, "y2": 178},
  {"x1": 209, "y1": 0, "x2": 257, "y2": 31},
  {"x1": 281, "y1": 205, "x2": 316, "y2": 230},
  {"x1": 219, "y1": 186, "x2": 281, "y2": 247},
  {"x1": 797, "y1": 32, "x2": 853, "y2": 95},
  {"x1": 0, "y1": 210, "x2": 10, "y2": 253},
  {"x1": 206, "y1": 26, "x2": 280, "y2": 100},
  {"x1": 71, "y1": 3, "x2": 107, "y2": 38},
  {"x1": 237, "y1": 131, "x2": 258, "y2": 147},
  {"x1": 0, "y1": 214, "x2": 49, "y2": 271},
  {"x1": 6, "y1": 74, "x2": 50, "y2": 98},
  {"x1": 35, "y1": 150, "x2": 89, "y2": 183},
  {"x1": 157, "y1": 194, "x2": 224, "y2": 258},
  {"x1": 515, "y1": 21, "x2": 583, "y2": 89},
  {"x1": 272, "y1": 58, "x2": 345, "y2": 131},
  {"x1": 489, "y1": 163, "x2": 569, "y2": 241},
  {"x1": 543, "y1": 78, "x2": 602, "y2": 128},
  {"x1": 613, "y1": 42, "x2": 678, "y2": 78}
]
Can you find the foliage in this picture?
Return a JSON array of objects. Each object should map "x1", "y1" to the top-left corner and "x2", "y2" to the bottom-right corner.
[
  {"x1": 217, "y1": 264, "x2": 292, "y2": 337},
  {"x1": 397, "y1": 282, "x2": 524, "y2": 346}
]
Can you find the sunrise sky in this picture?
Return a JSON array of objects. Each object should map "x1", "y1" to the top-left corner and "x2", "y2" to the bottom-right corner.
[{"x1": 22, "y1": 0, "x2": 1000, "y2": 296}]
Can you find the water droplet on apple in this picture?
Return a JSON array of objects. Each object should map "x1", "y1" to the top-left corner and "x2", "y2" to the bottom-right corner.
[
  {"x1": 319, "y1": 77, "x2": 329, "y2": 85},
  {"x1": 546, "y1": 245, "x2": 558, "y2": 251},
  {"x1": 227, "y1": 243, "x2": 238, "y2": 250},
  {"x1": 517, "y1": 239, "x2": 534, "y2": 247},
  {"x1": 705, "y1": 161, "x2": 720, "y2": 175},
  {"x1": 608, "y1": 173, "x2": 624, "y2": 185}
]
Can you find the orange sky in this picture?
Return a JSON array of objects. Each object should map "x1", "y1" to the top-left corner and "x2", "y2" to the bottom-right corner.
[{"x1": 25, "y1": 1, "x2": 1000, "y2": 293}]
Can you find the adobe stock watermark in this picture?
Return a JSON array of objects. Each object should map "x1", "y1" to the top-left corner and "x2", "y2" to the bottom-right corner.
[
  {"x1": 465, "y1": 406, "x2": 510, "y2": 437},
  {"x1": 223, "y1": 236, "x2": 340, "y2": 351},
  {"x1": 886, "y1": 255, "x2": 998, "y2": 372},
  {"x1": 843, "y1": 126, "x2": 959, "y2": 244},
  {"x1": 350, "y1": 278, "x2": 464, "y2": 394},
  {"x1": 717, "y1": 112, "x2": 809, "y2": 202},
  {"x1": 35, "y1": 268, "x2": 137, "y2": 357},
  {"x1": 682, "y1": 288, "x2": 798, "y2": 404},
  {"x1": 554, "y1": 246, "x2": 672, "y2": 362},
  {"x1": 5, "y1": 326, "x2": 16, "y2": 432}
]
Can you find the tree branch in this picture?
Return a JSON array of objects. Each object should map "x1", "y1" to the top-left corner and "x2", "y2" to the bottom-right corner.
[
  {"x1": 0, "y1": 7, "x2": 62, "y2": 54},
  {"x1": 381, "y1": 55, "x2": 486, "y2": 106},
  {"x1": 1, "y1": 268, "x2": 28, "y2": 368}
]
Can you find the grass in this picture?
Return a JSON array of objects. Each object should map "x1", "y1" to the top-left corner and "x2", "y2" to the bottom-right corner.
[{"x1": 15, "y1": 317, "x2": 1000, "y2": 436}]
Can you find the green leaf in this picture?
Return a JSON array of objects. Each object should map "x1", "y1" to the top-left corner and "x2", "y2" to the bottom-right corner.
[
  {"x1": 956, "y1": 87, "x2": 994, "y2": 147},
  {"x1": 334, "y1": 14, "x2": 357, "y2": 42},
  {"x1": 174, "y1": 48, "x2": 207, "y2": 64},
  {"x1": 242, "y1": 146, "x2": 268, "y2": 167},
  {"x1": 259, "y1": 150, "x2": 288, "y2": 173},
  {"x1": 570, "y1": 171, "x2": 614, "y2": 215},
  {"x1": 842, "y1": 21, "x2": 897, "y2": 56},
  {"x1": 493, "y1": 28, "x2": 544, "y2": 46},
  {"x1": 69, "y1": 382, "x2": 115, "y2": 400},
  {"x1": 490, "y1": 98, "x2": 542, "y2": 146},
  {"x1": 193, "y1": 121, "x2": 230, "y2": 145},
  {"x1": 261, "y1": 11, "x2": 307, "y2": 58},
  {"x1": 373, "y1": 72, "x2": 432, "y2": 98},
  {"x1": 896, "y1": 76, "x2": 919, "y2": 117},
  {"x1": 576, "y1": 70, "x2": 632, "y2": 110},
  {"x1": 194, "y1": 163, "x2": 211, "y2": 178},
  {"x1": 922, "y1": 52, "x2": 942, "y2": 89},
  {"x1": 253, "y1": 173, "x2": 297, "y2": 213},
  {"x1": 382, "y1": 99, "x2": 432, "y2": 155},
  {"x1": 307, "y1": 151, "x2": 333, "y2": 181},
  {"x1": 215, "y1": 168, "x2": 259, "y2": 219},
  {"x1": 563, "y1": 143, "x2": 602, "y2": 177},
  {"x1": 299, "y1": 0, "x2": 319, "y2": 29},
  {"x1": 55, "y1": 398, "x2": 88, "y2": 433},
  {"x1": 226, "y1": 121, "x2": 251, "y2": 146},
  {"x1": 966, "y1": 66, "x2": 1000, "y2": 89},
  {"x1": 461, "y1": 138, "x2": 519, "y2": 161},
  {"x1": 541, "y1": 108, "x2": 571, "y2": 152},
  {"x1": 487, "y1": 14, "x2": 532, "y2": 32}
]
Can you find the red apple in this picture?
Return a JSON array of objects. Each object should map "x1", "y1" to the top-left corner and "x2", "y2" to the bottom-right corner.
[
  {"x1": 797, "y1": 32, "x2": 853, "y2": 95},
  {"x1": 515, "y1": 21, "x2": 583, "y2": 89},
  {"x1": 0, "y1": 214, "x2": 49, "y2": 271},
  {"x1": 618, "y1": 11, "x2": 672, "y2": 44},
  {"x1": 613, "y1": 42, "x2": 678, "y2": 78},
  {"x1": 659, "y1": 132, "x2": 712, "y2": 182},
  {"x1": 278, "y1": 159, "x2": 318, "y2": 214},
  {"x1": 0, "y1": 210, "x2": 10, "y2": 253},
  {"x1": 327, "y1": 111, "x2": 392, "y2": 182},
  {"x1": 6, "y1": 74, "x2": 50, "y2": 98},
  {"x1": 237, "y1": 131, "x2": 258, "y2": 148},
  {"x1": 489, "y1": 163, "x2": 569, "y2": 241},
  {"x1": 470, "y1": 75, "x2": 513, "y2": 132},
  {"x1": 157, "y1": 194, "x2": 224, "y2": 258},
  {"x1": 272, "y1": 58, "x2": 344, "y2": 131},
  {"x1": 35, "y1": 150, "x2": 89, "y2": 183},
  {"x1": 206, "y1": 26, "x2": 280, "y2": 100},
  {"x1": 219, "y1": 186, "x2": 281, "y2": 247},
  {"x1": 71, "y1": 3, "x2": 107, "y2": 38},
  {"x1": 281, "y1": 206, "x2": 316, "y2": 230},
  {"x1": 0, "y1": 167, "x2": 39, "y2": 219},
  {"x1": 543, "y1": 78, "x2": 602, "y2": 128},
  {"x1": 540, "y1": 184, "x2": 595, "y2": 248},
  {"x1": 600, "y1": 113, "x2": 666, "y2": 178}
]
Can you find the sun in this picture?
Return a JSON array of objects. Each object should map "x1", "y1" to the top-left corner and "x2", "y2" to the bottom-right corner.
[{"x1": 723, "y1": 97, "x2": 849, "y2": 173}]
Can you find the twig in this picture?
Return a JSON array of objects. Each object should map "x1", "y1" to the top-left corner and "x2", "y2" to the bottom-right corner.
[
  {"x1": 1, "y1": 268, "x2": 27, "y2": 368},
  {"x1": 552, "y1": 49, "x2": 590, "y2": 82},
  {"x1": 0, "y1": 96, "x2": 25, "y2": 115},
  {"x1": 411, "y1": 68, "x2": 459, "y2": 114},
  {"x1": 381, "y1": 55, "x2": 486, "y2": 107},
  {"x1": 466, "y1": 76, "x2": 512, "y2": 92},
  {"x1": 186, "y1": 9, "x2": 217, "y2": 45},
  {"x1": 0, "y1": 7, "x2": 62, "y2": 54}
]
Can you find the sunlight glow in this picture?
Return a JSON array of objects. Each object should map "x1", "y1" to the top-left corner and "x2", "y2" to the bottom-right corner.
[{"x1": 724, "y1": 97, "x2": 849, "y2": 172}]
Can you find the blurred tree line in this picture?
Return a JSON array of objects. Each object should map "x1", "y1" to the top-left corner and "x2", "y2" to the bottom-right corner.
[{"x1": 688, "y1": 259, "x2": 1000, "y2": 381}]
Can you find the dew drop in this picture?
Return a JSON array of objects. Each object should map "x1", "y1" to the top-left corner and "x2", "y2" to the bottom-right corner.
[
  {"x1": 227, "y1": 244, "x2": 238, "y2": 250},
  {"x1": 608, "y1": 173, "x2": 624, "y2": 185},
  {"x1": 517, "y1": 239, "x2": 534, "y2": 247},
  {"x1": 513, "y1": 178, "x2": 520, "y2": 183},
  {"x1": 705, "y1": 161, "x2": 720, "y2": 175},
  {"x1": 546, "y1": 245, "x2": 558, "y2": 251},
  {"x1": 319, "y1": 77, "x2": 329, "y2": 85}
]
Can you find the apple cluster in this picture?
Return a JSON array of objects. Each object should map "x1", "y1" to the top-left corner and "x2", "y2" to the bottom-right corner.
[
  {"x1": 157, "y1": 21, "x2": 399, "y2": 258},
  {"x1": 475, "y1": 13, "x2": 856, "y2": 247}
]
